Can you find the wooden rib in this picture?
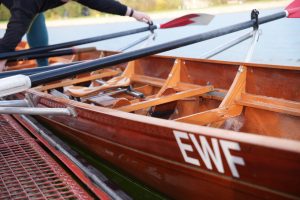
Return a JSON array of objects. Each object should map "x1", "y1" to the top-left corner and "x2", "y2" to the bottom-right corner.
[
  {"x1": 156, "y1": 59, "x2": 186, "y2": 97},
  {"x1": 175, "y1": 106, "x2": 241, "y2": 125},
  {"x1": 118, "y1": 86, "x2": 213, "y2": 112},
  {"x1": 175, "y1": 66, "x2": 247, "y2": 127},
  {"x1": 39, "y1": 69, "x2": 120, "y2": 91},
  {"x1": 154, "y1": 59, "x2": 199, "y2": 117},
  {"x1": 209, "y1": 65, "x2": 247, "y2": 127},
  {"x1": 237, "y1": 93, "x2": 300, "y2": 116},
  {"x1": 90, "y1": 51, "x2": 106, "y2": 78},
  {"x1": 66, "y1": 61, "x2": 137, "y2": 97}
]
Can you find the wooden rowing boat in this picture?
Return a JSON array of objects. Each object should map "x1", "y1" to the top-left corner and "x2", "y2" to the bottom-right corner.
[
  {"x1": 13, "y1": 50, "x2": 300, "y2": 199},
  {"x1": 3, "y1": 3, "x2": 299, "y2": 198}
]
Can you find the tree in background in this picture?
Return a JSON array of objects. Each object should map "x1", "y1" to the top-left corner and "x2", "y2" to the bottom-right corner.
[
  {"x1": 0, "y1": 0, "x2": 252, "y2": 21},
  {"x1": 121, "y1": 0, "x2": 182, "y2": 11},
  {"x1": 0, "y1": 6, "x2": 10, "y2": 21}
]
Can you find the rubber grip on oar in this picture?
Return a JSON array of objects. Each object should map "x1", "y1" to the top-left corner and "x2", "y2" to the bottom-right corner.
[{"x1": 0, "y1": 75, "x2": 31, "y2": 97}]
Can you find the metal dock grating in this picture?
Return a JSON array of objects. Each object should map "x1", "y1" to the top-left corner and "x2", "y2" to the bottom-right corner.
[{"x1": 0, "y1": 114, "x2": 92, "y2": 200}]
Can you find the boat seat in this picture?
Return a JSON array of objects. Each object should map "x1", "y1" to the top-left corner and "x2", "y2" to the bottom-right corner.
[
  {"x1": 149, "y1": 88, "x2": 177, "y2": 119},
  {"x1": 67, "y1": 76, "x2": 131, "y2": 97},
  {"x1": 118, "y1": 85, "x2": 213, "y2": 112},
  {"x1": 86, "y1": 95, "x2": 130, "y2": 108}
]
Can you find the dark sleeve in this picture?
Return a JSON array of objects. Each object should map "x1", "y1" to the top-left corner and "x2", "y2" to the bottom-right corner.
[
  {"x1": 76, "y1": 0, "x2": 127, "y2": 16},
  {"x1": 0, "y1": 0, "x2": 39, "y2": 53}
]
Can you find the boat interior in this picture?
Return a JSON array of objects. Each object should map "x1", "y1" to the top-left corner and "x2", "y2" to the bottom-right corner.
[{"x1": 29, "y1": 50, "x2": 300, "y2": 140}]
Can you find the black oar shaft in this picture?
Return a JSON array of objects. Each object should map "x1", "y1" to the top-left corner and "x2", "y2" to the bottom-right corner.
[
  {"x1": 0, "y1": 26, "x2": 156, "y2": 60},
  {"x1": 11, "y1": 49, "x2": 74, "y2": 61},
  {"x1": 29, "y1": 11, "x2": 286, "y2": 87},
  {"x1": 7, "y1": 47, "x2": 95, "y2": 62},
  {"x1": 0, "y1": 62, "x2": 81, "y2": 78}
]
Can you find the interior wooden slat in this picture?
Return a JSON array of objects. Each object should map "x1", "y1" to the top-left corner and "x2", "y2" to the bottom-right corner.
[{"x1": 236, "y1": 93, "x2": 300, "y2": 116}]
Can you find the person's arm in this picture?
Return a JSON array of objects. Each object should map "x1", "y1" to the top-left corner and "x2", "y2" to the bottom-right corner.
[
  {"x1": 76, "y1": 0, "x2": 152, "y2": 23},
  {"x1": 125, "y1": 7, "x2": 152, "y2": 23},
  {"x1": 0, "y1": 0, "x2": 39, "y2": 53},
  {"x1": 76, "y1": 0, "x2": 127, "y2": 16}
]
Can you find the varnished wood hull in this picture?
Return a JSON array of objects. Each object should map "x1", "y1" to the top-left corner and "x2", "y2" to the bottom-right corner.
[
  {"x1": 25, "y1": 89, "x2": 300, "y2": 200},
  {"x1": 14, "y1": 52, "x2": 300, "y2": 199}
]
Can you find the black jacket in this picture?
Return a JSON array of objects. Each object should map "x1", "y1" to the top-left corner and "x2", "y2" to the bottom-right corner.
[{"x1": 0, "y1": 0, "x2": 127, "y2": 53}]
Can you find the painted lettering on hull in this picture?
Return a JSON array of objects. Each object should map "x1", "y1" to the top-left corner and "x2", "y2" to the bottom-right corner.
[{"x1": 174, "y1": 130, "x2": 245, "y2": 178}]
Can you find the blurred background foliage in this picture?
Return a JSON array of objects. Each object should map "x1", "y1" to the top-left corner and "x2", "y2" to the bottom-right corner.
[{"x1": 1, "y1": 0, "x2": 255, "y2": 21}]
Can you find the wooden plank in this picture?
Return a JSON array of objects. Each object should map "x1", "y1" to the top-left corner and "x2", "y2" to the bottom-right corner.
[
  {"x1": 209, "y1": 66, "x2": 247, "y2": 127},
  {"x1": 30, "y1": 88, "x2": 300, "y2": 199},
  {"x1": 39, "y1": 69, "x2": 120, "y2": 91},
  {"x1": 178, "y1": 66, "x2": 246, "y2": 127},
  {"x1": 175, "y1": 105, "x2": 241, "y2": 125},
  {"x1": 131, "y1": 75, "x2": 201, "y2": 91},
  {"x1": 156, "y1": 59, "x2": 182, "y2": 97},
  {"x1": 66, "y1": 61, "x2": 137, "y2": 97},
  {"x1": 118, "y1": 86, "x2": 213, "y2": 112},
  {"x1": 131, "y1": 74, "x2": 165, "y2": 88},
  {"x1": 133, "y1": 85, "x2": 154, "y2": 97},
  {"x1": 237, "y1": 93, "x2": 300, "y2": 116}
]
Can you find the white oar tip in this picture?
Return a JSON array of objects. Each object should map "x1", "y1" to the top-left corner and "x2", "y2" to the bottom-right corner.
[{"x1": 0, "y1": 75, "x2": 31, "y2": 97}]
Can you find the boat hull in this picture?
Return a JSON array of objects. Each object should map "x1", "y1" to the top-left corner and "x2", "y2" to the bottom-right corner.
[{"x1": 26, "y1": 90, "x2": 300, "y2": 200}]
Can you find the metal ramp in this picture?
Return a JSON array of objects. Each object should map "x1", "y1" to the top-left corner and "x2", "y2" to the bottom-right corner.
[{"x1": 0, "y1": 114, "x2": 92, "y2": 200}]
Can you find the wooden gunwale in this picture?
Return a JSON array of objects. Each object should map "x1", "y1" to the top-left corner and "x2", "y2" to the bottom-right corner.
[
  {"x1": 27, "y1": 89, "x2": 300, "y2": 153},
  {"x1": 102, "y1": 50, "x2": 300, "y2": 71}
]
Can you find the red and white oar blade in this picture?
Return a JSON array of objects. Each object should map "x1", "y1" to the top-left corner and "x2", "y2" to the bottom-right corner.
[
  {"x1": 159, "y1": 13, "x2": 214, "y2": 29},
  {"x1": 285, "y1": 0, "x2": 300, "y2": 18}
]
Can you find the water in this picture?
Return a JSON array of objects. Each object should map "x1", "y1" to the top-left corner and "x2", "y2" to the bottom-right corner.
[{"x1": 1, "y1": 8, "x2": 299, "y2": 66}]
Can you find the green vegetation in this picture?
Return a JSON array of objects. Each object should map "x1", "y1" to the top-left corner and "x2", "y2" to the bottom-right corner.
[
  {"x1": 122, "y1": 0, "x2": 182, "y2": 11},
  {"x1": 0, "y1": 0, "x2": 183, "y2": 21},
  {"x1": 0, "y1": 6, "x2": 10, "y2": 21},
  {"x1": 0, "y1": 0, "x2": 277, "y2": 21}
]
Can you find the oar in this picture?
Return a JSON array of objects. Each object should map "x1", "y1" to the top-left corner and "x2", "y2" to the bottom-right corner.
[
  {"x1": 0, "y1": 13, "x2": 214, "y2": 60},
  {"x1": 7, "y1": 47, "x2": 96, "y2": 62},
  {"x1": 0, "y1": 62, "x2": 82, "y2": 78},
  {"x1": 0, "y1": 0, "x2": 299, "y2": 98}
]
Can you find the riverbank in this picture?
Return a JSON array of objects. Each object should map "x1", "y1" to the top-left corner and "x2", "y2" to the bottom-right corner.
[{"x1": 0, "y1": 0, "x2": 289, "y2": 29}]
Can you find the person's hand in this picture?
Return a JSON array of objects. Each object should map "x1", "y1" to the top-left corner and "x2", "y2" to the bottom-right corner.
[
  {"x1": 132, "y1": 10, "x2": 152, "y2": 24},
  {"x1": 0, "y1": 60, "x2": 7, "y2": 72},
  {"x1": 126, "y1": 8, "x2": 152, "y2": 24}
]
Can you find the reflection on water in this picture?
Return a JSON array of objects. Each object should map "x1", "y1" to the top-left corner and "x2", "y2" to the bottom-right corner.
[{"x1": 1, "y1": 8, "x2": 299, "y2": 66}]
